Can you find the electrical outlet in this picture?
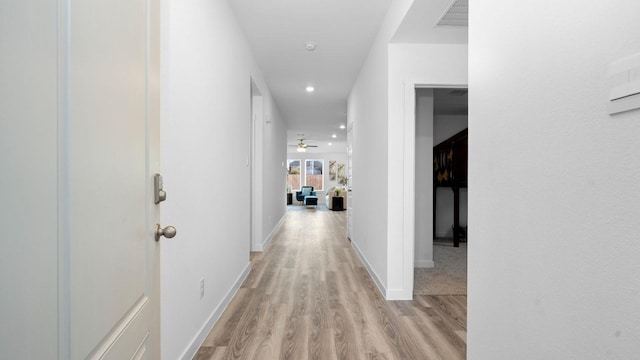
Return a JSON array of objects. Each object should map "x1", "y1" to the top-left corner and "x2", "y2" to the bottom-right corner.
[{"x1": 200, "y1": 278, "x2": 205, "y2": 299}]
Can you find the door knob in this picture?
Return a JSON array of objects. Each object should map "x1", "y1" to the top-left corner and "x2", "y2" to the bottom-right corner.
[{"x1": 155, "y1": 224, "x2": 177, "y2": 241}]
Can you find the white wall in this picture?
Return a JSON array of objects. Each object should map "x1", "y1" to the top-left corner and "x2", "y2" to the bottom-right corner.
[
  {"x1": 434, "y1": 115, "x2": 468, "y2": 237},
  {"x1": 261, "y1": 109, "x2": 287, "y2": 242},
  {"x1": 287, "y1": 152, "x2": 348, "y2": 205},
  {"x1": 349, "y1": 0, "x2": 469, "y2": 298},
  {"x1": 161, "y1": 0, "x2": 285, "y2": 358},
  {"x1": 414, "y1": 89, "x2": 435, "y2": 267},
  {"x1": 347, "y1": 0, "x2": 415, "y2": 299},
  {"x1": 469, "y1": 1, "x2": 640, "y2": 358},
  {"x1": 388, "y1": 43, "x2": 468, "y2": 298},
  {"x1": 0, "y1": 2, "x2": 59, "y2": 358}
]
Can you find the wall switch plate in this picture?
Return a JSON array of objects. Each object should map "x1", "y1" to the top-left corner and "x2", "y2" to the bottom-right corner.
[
  {"x1": 608, "y1": 53, "x2": 640, "y2": 115},
  {"x1": 200, "y1": 278, "x2": 205, "y2": 299}
]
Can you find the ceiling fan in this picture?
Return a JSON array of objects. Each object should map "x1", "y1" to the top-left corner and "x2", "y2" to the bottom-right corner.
[{"x1": 288, "y1": 139, "x2": 318, "y2": 153}]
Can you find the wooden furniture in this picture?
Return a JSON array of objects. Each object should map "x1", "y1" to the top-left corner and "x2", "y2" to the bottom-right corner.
[
  {"x1": 331, "y1": 196, "x2": 344, "y2": 211},
  {"x1": 433, "y1": 129, "x2": 468, "y2": 247},
  {"x1": 286, "y1": 193, "x2": 293, "y2": 205},
  {"x1": 327, "y1": 188, "x2": 347, "y2": 210}
]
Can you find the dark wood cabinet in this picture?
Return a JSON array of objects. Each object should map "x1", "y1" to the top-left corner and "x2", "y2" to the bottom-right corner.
[
  {"x1": 331, "y1": 196, "x2": 344, "y2": 211},
  {"x1": 433, "y1": 129, "x2": 467, "y2": 247}
]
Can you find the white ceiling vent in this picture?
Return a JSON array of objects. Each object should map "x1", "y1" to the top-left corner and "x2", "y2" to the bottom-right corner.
[{"x1": 436, "y1": 0, "x2": 468, "y2": 27}]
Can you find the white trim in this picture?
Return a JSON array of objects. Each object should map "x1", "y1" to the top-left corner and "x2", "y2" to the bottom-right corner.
[
  {"x1": 57, "y1": 1, "x2": 71, "y2": 357},
  {"x1": 385, "y1": 288, "x2": 414, "y2": 301},
  {"x1": 250, "y1": 90, "x2": 264, "y2": 252},
  {"x1": 609, "y1": 93, "x2": 640, "y2": 115},
  {"x1": 401, "y1": 81, "x2": 416, "y2": 300},
  {"x1": 179, "y1": 262, "x2": 252, "y2": 360},
  {"x1": 414, "y1": 83, "x2": 468, "y2": 89},
  {"x1": 350, "y1": 240, "x2": 387, "y2": 299},
  {"x1": 88, "y1": 296, "x2": 150, "y2": 359}
]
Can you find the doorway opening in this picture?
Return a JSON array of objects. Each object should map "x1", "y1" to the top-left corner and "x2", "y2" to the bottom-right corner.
[{"x1": 413, "y1": 86, "x2": 468, "y2": 297}]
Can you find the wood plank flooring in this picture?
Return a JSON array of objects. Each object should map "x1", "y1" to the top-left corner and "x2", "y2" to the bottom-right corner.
[{"x1": 194, "y1": 209, "x2": 466, "y2": 360}]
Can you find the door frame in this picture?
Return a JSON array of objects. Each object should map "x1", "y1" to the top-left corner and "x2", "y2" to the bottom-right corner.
[
  {"x1": 402, "y1": 81, "x2": 468, "y2": 299},
  {"x1": 250, "y1": 80, "x2": 264, "y2": 251}
]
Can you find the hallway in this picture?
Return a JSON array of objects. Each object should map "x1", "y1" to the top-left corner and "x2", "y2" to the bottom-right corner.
[{"x1": 194, "y1": 210, "x2": 466, "y2": 359}]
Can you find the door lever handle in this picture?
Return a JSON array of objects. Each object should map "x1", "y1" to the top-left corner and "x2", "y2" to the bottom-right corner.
[{"x1": 155, "y1": 224, "x2": 177, "y2": 241}]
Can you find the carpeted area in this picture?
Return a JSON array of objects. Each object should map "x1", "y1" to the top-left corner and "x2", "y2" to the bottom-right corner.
[{"x1": 414, "y1": 242, "x2": 467, "y2": 296}]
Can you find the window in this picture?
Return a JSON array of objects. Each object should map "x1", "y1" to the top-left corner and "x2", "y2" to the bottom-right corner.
[
  {"x1": 287, "y1": 159, "x2": 301, "y2": 191},
  {"x1": 305, "y1": 159, "x2": 324, "y2": 191}
]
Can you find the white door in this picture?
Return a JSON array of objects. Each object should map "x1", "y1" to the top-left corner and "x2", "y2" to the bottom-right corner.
[{"x1": 63, "y1": 0, "x2": 162, "y2": 358}]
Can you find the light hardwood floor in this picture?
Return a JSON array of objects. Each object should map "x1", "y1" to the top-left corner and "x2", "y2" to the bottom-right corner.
[{"x1": 194, "y1": 209, "x2": 466, "y2": 360}]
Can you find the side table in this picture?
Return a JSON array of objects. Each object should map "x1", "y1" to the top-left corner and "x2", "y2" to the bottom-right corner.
[{"x1": 331, "y1": 196, "x2": 344, "y2": 211}]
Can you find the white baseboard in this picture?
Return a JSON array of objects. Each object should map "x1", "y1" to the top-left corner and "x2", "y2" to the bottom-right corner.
[
  {"x1": 261, "y1": 213, "x2": 286, "y2": 252},
  {"x1": 180, "y1": 262, "x2": 251, "y2": 360},
  {"x1": 415, "y1": 260, "x2": 435, "y2": 268},
  {"x1": 252, "y1": 212, "x2": 286, "y2": 252},
  {"x1": 253, "y1": 244, "x2": 264, "y2": 252},
  {"x1": 385, "y1": 288, "x2": 413, "y2": 300},
  {"x1": 350, "y1": 240, "x2": 387, "y2": 299},
  {"x1": 351, "y1": 239, "x2": 416, "y2": 301}
]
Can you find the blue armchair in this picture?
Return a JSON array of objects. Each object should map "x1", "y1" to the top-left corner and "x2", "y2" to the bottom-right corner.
[{"x1": 295, "y1": 186, "x2": 316, "y2": 202}]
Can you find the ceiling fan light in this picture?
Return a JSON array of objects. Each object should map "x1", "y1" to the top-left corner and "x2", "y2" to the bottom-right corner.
[{"x1": 297, "y1": 147, "x2": 306, "y2": 153}]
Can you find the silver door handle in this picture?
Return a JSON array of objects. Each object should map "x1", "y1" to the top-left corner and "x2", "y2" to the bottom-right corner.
[
  {"x1": 154, "y1": 174, "x2": 167, "y2": 204},
  {"x1": 155, "y1": 224, "x2": 177, "y2": 241}
]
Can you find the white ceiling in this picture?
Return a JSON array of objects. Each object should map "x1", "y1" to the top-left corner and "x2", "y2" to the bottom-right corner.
[{"x1": 229, "y1": 0, "x2": 468, "y2": 154}]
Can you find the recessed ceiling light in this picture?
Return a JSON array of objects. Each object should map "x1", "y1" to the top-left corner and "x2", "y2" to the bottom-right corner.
[
  {"x1": 328, "y1": 142, "x2": 332, "y2": 146},
  {"x1": 306, "y1": 86, "x2": 314, "y2": 93},
  {"x1": 305, "y1": 42, "x2": 316, "y2": 51},
  {"x1": 331, "y1": 134, "x2": 337, "y2": 138},
  {"x1": 339, "y1": 124, "x2": 346, "y2": 129}
]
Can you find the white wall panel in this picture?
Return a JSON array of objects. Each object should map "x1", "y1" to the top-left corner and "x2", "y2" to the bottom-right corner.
[
  {"x1": 388, "y1": 43, "x2": 468, "y2": 297},
  {"x1": 469, "y1": 1, "x2": 640, "y2": 358},
  {"x1": 0, "y1": 1, "x2": 58, "y2": 358},
  {"x1": 161, "y1": 0, "x2": 285, "y2": 358}
]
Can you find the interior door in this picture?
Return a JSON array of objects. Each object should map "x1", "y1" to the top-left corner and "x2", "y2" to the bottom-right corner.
[{"x1": 65, "y1": 0, "x2": 161, "y2": 358}]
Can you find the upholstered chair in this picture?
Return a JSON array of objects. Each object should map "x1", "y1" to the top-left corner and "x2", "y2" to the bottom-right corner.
[{"x1": 295, "y1": 186, "x2": 316, "y2": 202}]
